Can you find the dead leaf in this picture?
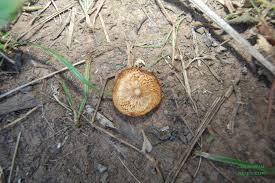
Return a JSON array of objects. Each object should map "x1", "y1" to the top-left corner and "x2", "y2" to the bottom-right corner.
[{"x1": 141, "y1": 130, "x2": 152, "y2": 153}]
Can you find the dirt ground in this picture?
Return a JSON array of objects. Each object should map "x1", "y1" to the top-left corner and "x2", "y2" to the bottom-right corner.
[{"x1": 0, "y1": 0, "x2": 275, "y2": 182}]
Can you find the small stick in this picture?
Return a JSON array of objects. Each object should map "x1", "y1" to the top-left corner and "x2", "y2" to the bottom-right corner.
[
  {"x1": 117, "y1": 156, "x2": 141, "y2": 183},
  {"x1": 66, "y1": 7, "x2": 76, "y2": 48},
  {"x1": 7, "y1": 132, "x2": 21, "y2": 183},
  {"x1": 0, "y1": 51, "x2": 16, "y2": 64},
  {"x1": 91, "y1": 74, "x2": 115, "y2": 123},
  {"x1": 187, "y1": 0, "x2": 275, "y2": 75},
  {"x1": 99, "y1": 13, "x2": 111, "y2": 43},
  {"x1": 92, "y1": 0, "x2": 106, "y2": 29},
  {"x1": 0, "y1": 106, "x2": 40, "y2": 131},
  {"x1": 0, "y1": 59, "x2": 85, "y2": 100}
]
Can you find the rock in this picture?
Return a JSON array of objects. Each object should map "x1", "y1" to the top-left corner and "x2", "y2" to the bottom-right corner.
[
  {"x1": 97, "y1": 163, "x2": 108, "y2": 174},
  {"x1": 196, "y1": 27, "x2": 205, "y2": 35}
]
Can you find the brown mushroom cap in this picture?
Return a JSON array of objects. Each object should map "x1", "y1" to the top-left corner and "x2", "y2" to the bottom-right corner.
[{"x1": 112, "y1": 67, "x2": 162, "y2": 116}]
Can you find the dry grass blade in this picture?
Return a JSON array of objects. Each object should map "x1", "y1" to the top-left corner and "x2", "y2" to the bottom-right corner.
[
  {"x1": 7, "y1": 131, "x2": 21, "y2": 183},
  {"x1": 0, "y1": 51, "x2": 16, "y2": 64},
  {"x1": 179, "y1": 50, "x2": 191, "y2": 97},
  {"x1": 29, "y1": 1, "x2": 51, "y2": 25},
  {"x1": 155, "y1": 0, "x2": 174, "y2": 25},
  {"x1": 0, "y1": 59, "x2": 85, "y2": 100},
  {"x1": 99, "y1": 13, "x2": 110, "y2": 42},
  {"x1": 92, "y1": 0, "x2": 106, "y2": 29},
  {"x1": 79, "y1": 0, "x2": 93, "y2": 27},
  {"x1": 18, "y1": 2, "x2": 76, "y2": 40},
  {"x1": 117, "y1": 156, "x2": 142, "y2": 183},
  {"x1": 50, "y1": 0, "x2": 62, "y2": 23},
  {"x1": 75, "y1": 58, "x2": 92, "y2": 126},
  {"x1": 91, "y1": 74, "x2": 115, "y2": 124},
  {"x1": 0, "y1": 106, "x2": 40, "y2": 131},
  {"x1": 66, "y1": 7, "x2": 76, "y2": 48}
]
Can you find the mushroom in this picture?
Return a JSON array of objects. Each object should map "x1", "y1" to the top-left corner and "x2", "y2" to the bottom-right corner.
[{"x1": 112, "y1": 67, "x2": 162, "y2": 116}]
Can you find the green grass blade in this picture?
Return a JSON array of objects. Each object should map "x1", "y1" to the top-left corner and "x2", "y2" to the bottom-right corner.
[
  {"x1": 76, "y1": 59, "x2": 91, "y2": 123},
  {"x1": 61, "y1": 81, "x2": 74, "y2": 109},
  {"x1": 195, "y1": 151, "x2": 275, "y2": 174},
  {"x1": 33, "y1": 44, "x2": 98, "y2": 92}
]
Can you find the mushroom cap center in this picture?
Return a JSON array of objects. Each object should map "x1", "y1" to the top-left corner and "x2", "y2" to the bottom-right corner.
[{"x1": 134, "y1": 88, "x2": 141, "y2": 96}]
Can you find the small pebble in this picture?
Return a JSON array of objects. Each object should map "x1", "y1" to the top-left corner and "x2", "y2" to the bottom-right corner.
[{"x1": 97, "y1": 163, "x2": 108, "y2": 173}]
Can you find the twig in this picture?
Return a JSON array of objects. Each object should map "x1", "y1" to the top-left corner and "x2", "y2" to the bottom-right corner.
[
  {"x1": 92, "y1": 0, "x2": 106, "y2": 29},
  {"x1": 66, "y1": 7, "x2": 76, "y2": 48},
  {"x1": 7, "y1": 132, "x2": 21, "y2": 183},
  {"x1": 0, "y1": 51, "x2": 16, "y2": 64},
  {"x1": 91, "y1": 74, "x2": 115, "y2": 123},
  {"x1": 0, "y1": 106, "x2": 40, "y2": 131},
  {"x1": 99, "y1": 13, "x2": 111, "y2": 43},
  {"x1": 187, "y1": 0, "x2": 275, "y2": 75},
  {"x1": 165, "y1": 74, "x2": 240, "y2": 183},
  {"x1": 18, "y1": 2, "x2": 76, "y2": 39},
  {"x1": 117, "y1": 156, "x2": 142, "y2": 183}
]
